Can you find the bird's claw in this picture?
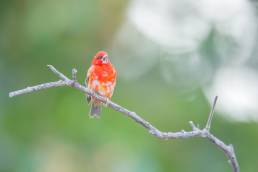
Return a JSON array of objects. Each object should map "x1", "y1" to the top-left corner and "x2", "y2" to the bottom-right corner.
[{"x1": 103, "y1": 98, "x2": 110, "y2": 107}]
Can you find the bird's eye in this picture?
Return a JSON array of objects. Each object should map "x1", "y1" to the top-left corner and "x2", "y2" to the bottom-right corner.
[{"x1": 102, "y1": 55, "x2": 108, "y2": 64}]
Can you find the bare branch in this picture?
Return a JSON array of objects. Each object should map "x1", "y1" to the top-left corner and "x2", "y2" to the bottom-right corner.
[
  {"x1": 47, "y1": 65, "x2": 69, "y2": 81},
  {"x1": 205, "y1": 96, "x2": 218, "y2": 131},
  {"x1": 8, "y1": 65, "x2": 240, "y2": 172},
  {"x1": 9, "y1": 80, "x2": 66, "y2": 97}
]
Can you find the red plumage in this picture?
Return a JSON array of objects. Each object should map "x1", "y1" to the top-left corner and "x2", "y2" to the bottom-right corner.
[{"x1": 86, "y1": 51, "x2": 117, "y2": 117}]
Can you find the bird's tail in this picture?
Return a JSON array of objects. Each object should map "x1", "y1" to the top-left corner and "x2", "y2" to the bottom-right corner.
[{"x1": 89, "y1": 103, "x2": 102, "y2": 118}]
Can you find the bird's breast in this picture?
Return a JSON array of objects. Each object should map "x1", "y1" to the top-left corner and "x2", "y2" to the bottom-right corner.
[{"x1": 88, "y1": 65, "x2": 116, "y2": 98}]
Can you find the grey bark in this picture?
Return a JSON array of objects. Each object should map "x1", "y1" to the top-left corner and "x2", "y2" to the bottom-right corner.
[{"x1": 9, "y1": 65, "x2": 240, "y2": 172}]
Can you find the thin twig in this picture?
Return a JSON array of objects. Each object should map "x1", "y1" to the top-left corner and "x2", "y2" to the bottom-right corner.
[
  {"x1": 205, "y1": 96, "x2": 218, "y2": 131},
  {"x1": 9, "y1": 80, "x2": 66, "y2": 97},
  {"x1": 8, "y1": 65, "x2": 240, "y2": 172},
  {"x1": 72, "y1": 68, "x2": 77, "y2": 81}
]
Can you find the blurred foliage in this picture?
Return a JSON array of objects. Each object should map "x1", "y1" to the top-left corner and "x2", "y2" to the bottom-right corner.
[{"x1": 0, "y1": 0, "x2": 258, "y2": 172}]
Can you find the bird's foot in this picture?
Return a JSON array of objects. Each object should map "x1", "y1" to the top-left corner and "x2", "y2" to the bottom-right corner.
[{"x1": 103, "y1": 98, "x2": 110, "y2": 107}]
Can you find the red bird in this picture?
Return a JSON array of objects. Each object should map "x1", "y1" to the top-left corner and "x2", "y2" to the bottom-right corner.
[{"x1": 86, "y1": 51, "x2": 117, "y2": 118}]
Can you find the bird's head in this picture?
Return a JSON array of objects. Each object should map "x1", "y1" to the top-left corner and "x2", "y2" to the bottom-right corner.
[{"x1": 92, "y1": 51, "x2": 110, "y2": 65}]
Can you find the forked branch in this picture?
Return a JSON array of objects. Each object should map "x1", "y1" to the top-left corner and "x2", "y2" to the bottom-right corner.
[{"x1": 9, "y1": 65, "x2": 240, "y2": 172}]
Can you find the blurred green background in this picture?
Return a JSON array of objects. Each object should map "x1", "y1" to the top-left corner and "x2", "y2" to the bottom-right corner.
[{"x1": 1, "y1": 0, "x2": 258, "y2": 172}]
